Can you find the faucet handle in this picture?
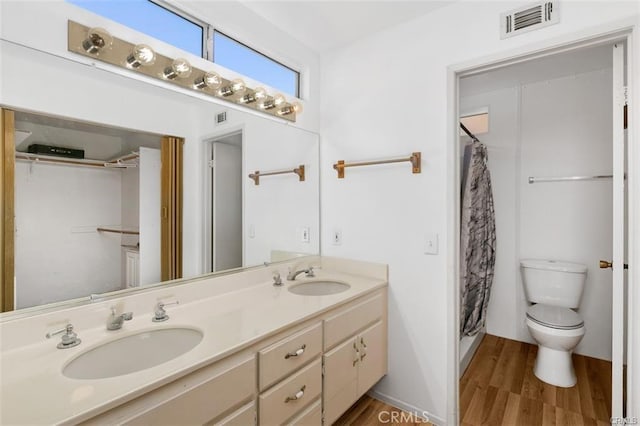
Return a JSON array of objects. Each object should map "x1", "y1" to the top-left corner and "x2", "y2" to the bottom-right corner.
[
  {"x1": 305, "y1": 266, "x2": 315, "y2": 277},
  {"x1": 153, "y1": 300, "x2": 179, "y2": 322},
  {"x1": 46, "y1": 324, "x2": 81, "y2": 349},
  {"x1": 273, "y1": 271, "x2": 283, "y2": 286}
]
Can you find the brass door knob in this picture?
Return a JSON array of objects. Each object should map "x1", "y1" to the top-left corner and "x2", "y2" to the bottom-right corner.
[{"x1": 600, "y1": 260, "x2": 613, "y2": 269}]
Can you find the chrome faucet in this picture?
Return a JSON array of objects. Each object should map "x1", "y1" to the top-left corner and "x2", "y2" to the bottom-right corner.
[
  {"x1": 287, "y1": 265, "x2": 315, "y2": 281},
  {"x1": 107, "y1": 307, "x2": 133, "y2": 330},
  {"x1": 46, "y1": 323, "x2": 81, "y2": 349},
  {"x1": 153, "y1": 300, "x2": 179, "y2": 322}
]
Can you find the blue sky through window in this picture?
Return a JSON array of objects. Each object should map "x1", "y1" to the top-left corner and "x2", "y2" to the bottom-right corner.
[
  {"x1": 214, "y1": 32, "x2": 299, "y2": 98},
  {"x1": 68, "y1": 0, "x2": 203, "y2": 57}
]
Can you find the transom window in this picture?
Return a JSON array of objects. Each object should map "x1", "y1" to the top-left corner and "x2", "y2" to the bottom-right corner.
[{"x1": 67, "y1": 0, "x2": 301, "y2": 98}]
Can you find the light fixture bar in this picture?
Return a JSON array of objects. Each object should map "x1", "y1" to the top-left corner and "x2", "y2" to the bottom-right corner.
[{"x1": 67, "y1": 20, "x2": 299, "y2": 122}]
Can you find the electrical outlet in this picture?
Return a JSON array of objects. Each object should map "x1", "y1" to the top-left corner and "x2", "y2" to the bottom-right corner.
[
  {"x1": 301, "y1": 227, "x2": 310, "y2": 243},
  {"x1": 332, "y1": 230, "x2": 342, "y2": 245}
]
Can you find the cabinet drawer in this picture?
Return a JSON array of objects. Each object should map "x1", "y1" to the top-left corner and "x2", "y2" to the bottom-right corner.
[
  {"x1": 259, "y1": 358, "x2": 322, "y2": 425},
  {"x1": 324, "y1": 293, "x2": 383, "y2": 350},
  {"x1": 83, "y1": 355, "x2": 256, "y2": 425},
  {"x1": 259, "y1": 322, "x2": 322, "y2": 391},
  {"x1": 286, "y1": 398, "x2": 321, "y2": 426},
  {"x1": 210, "y1": 401, "x2": 255, "y2": 426}
]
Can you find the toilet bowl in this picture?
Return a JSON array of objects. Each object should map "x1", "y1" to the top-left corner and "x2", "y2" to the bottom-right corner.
[{"x1": 525, "y1": 303, "x2": 585, "y2": 387}]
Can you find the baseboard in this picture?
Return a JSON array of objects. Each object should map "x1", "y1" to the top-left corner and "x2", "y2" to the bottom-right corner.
[{"x1": 367, "y1": 390, "x2": 446, "y2": 425}]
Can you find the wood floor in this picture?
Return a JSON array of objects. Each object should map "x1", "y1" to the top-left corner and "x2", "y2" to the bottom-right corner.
[
  {"x1": 460, "y1": 334, "x2": 612, "y2": 426},
  {"x1": 336, "y1": 395, "x2": 432, "y2": 425},
  {"x1": 338, "y1": 334, "x2": 611, "y2": 425}
]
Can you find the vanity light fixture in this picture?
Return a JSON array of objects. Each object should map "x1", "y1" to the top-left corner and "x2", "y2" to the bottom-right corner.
[
  {"x1": 82, "y1": 27, "x2": 113, "y2": 54},
  {"x1": 239, "y1": 87, "x2": 267, "y2": 104},
  {"x1": 163, "y1": 58, "x2": 192, "y2": 80},
  {"x1": 68, "y1": 21, "x2": 302, "y2": 122},
  {"x1": 260, "y1": 94, "x2": 285, "y2": 110},
  {"x1": 126, "y1": 44, "x2": 156, "y2": 68},
  {"x1": 219, "y1": 78, "x2": 246, "y2": 97},
  {"x1": 194, "y1": 71, "x2": 222, "y2": 90},
  {"x1": 278, "y1": 101, "x2": 303, "y2": 116}
]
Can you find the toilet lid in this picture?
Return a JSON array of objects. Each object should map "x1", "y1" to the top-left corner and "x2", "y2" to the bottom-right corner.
[{"x1": 526, "y1": 304, "x2": 584, "y2": 330}]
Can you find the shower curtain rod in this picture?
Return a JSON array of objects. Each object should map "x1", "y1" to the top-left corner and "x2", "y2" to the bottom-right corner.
[{"x1": 460, "y1": 123, "x2": 479, "y2": 141}]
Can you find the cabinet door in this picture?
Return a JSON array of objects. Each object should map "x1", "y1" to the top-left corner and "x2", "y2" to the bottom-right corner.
[
  {"x1": 357, "y1": 320, "x2": 386, "y2": 397},
  {"x1": 323, "y1": 336, "x2": 359, "y2": 425}
]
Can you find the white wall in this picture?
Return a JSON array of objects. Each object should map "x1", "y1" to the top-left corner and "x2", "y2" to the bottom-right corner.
[
  {"x1": 319, "y1": 2, "x2": 639, "y2": 423},
  {"x1": 139, "y1": 147, "x2": 161, "y2": 285},
  {"x1": 14, "y1": 163, "x2": 122, "y2": 308}
]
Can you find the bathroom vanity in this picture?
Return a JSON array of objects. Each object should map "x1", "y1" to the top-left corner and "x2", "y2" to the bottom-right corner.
[{"x1": 0, "y1": 257, "x2": 388, "y2": 425}]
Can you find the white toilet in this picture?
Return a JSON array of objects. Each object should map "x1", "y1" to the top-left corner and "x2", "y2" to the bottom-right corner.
[{"x1": 521, "y1": 259, "x2": 587, "y2": 388}]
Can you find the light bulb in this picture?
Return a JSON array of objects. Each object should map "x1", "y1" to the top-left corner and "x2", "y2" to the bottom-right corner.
[
  {"x1": 219, "y1": 78, "x2": 246, "y2": 97},
  {"x1": 278, "y1": 101, "x2": 303, "y2": 116},
  {"x1": 239, "y1": 87, "x2": 268, "y2": 104},
  {"x1": 82, "y1": 27, "x2": 113, "y2": 54},
  {"x1": 194, "y1": 71, "x2": 222, "y2": 90},
  {"x1": 260, "y1": 94, "x2": 286, "y2": 110},
  {"x1": 126, "y1": 44, "x2": 156, "y2": 68},
  {"x1": 163, "y1": 58, "x2": 192, "y2": 79}
]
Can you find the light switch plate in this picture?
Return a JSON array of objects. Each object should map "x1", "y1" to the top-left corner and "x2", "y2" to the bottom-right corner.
[
  {"x1": 249, "y1": 224, "x2": 255, "y2": 239},
  {"x1": 424, "y1": 233, "x2": 438, "y2": 255},
  {"x1": 332, "y1": 230, "x2": 342, "y2": 245},
  {"x1": 301, "y1": 227, "x2": 310, "y2": 243}
]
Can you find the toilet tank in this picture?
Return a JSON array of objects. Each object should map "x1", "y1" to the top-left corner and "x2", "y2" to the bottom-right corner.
[{"x1": 520, "y1": 259, "x2": 587, "y2": 308}]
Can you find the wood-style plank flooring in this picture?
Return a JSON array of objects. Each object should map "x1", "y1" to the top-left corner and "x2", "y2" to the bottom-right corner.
[
  {"x1": 336, "y1": 395, "x2": 433, "y2": 425},
  {"x1": 460, "y1": 334, "x2": 612, "y2": 425}
]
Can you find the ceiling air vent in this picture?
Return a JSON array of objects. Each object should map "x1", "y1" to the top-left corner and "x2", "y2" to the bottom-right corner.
[
  {"x1": 501, "y1": 1, "x2": 559, "y2": 39},
  {"x1": 216, "y1": 111, "x2": 227, "y2": 124}
]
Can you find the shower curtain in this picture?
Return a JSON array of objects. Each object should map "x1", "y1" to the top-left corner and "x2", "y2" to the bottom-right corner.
[{"x1": 460, "y1": 140, "x2": 496, "y2": 337}]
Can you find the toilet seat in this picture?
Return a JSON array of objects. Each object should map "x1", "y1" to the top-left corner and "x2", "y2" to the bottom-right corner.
[{"x1": 526, "y1": 304, "x2": 584, "y2": 330}]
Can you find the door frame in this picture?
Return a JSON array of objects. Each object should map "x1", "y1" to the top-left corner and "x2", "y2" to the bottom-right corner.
[
  {"x1": 201, "y1": 126, "x2": 244, "y2": 274},
  {"x1": 446, "y1": 25, "x2": 637, "y2": 424}
]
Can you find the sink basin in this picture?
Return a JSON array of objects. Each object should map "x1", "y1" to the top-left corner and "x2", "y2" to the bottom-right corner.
[
  {"x1": 288, "y1": 280, "x2": 350, "y2": 296},
  {"x1": 63, "y1": 328, "x2": 203, "y2": 379}
]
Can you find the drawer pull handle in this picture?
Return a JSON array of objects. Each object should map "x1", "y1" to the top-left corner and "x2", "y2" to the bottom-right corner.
[
  {"x1": 284, "y1": 385, "x2": 306, "y2": 403},
  {"x1": 285, "y1": 344, "x2": 306, "y2": 359},
  {"x1": 360, "y1": 337, "x2": 367, "y2": 361}
]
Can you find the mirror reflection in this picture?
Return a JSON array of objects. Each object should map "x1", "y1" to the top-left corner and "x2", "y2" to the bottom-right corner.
[
  {"x1": 3, "y1": 101, "x2": 319, "y2": 314},
  {"x1": 13, "y1": 111, "x2": 166, "y2": 308}
]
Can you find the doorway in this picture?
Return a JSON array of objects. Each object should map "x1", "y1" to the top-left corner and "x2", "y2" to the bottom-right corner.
[
  {"x1": 205, "y1": 130, "x2": 243, "y2": 273},
  {"x1": 453, "y1": 37, "x2": 631, "y2": 423}
]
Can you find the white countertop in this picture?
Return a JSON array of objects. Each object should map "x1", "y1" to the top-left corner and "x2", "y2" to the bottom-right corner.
[{"x1": 0, "y1": 260, "x2": 387, "y2": 425}]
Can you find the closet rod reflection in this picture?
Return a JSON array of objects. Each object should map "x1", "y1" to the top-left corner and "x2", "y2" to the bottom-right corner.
[{"x1": 528, "y1": 175, "x2": 613, "y2": 184}]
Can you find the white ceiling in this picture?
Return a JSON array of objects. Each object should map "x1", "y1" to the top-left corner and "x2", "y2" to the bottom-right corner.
[
  {"x1": 239, "y1": 0, "x2": 455, "y2": 52},
  {"x1": 460, "y1": 43, "x2": 613, "y2": 97}
]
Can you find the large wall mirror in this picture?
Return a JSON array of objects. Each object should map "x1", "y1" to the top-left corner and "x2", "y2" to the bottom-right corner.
[{"x1": 0, "y1": 32, "x2": 320, "y2": 315}]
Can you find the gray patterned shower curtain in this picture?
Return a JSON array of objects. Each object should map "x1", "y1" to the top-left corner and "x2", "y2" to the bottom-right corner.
[{"x1": 460, "y1": 140, "x2": 496, "y2": 337}]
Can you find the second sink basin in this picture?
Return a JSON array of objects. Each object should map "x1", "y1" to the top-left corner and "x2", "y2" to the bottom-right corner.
[
  {"x1": 288, "y1": 280, "x2": 350, "y2": 296},
  {"x1": 63, "y1": 327, "x2": 203, "y2": 380}
]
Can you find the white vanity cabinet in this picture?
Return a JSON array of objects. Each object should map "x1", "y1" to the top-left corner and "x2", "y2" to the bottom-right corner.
[
  {"x1": 79, "y1": 354, "x2": 256, "y2": 426},
  {"x1": 78, "y1": 289, "x2": 387, "y2": 426},
  {"x1": 323, "y1": 293, "x2": 388, "y2": 425}
]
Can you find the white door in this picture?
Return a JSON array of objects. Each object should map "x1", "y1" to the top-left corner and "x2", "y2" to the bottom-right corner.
[{"x1": 611, "y1": 42, "x2": 626, "y2": 419}]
